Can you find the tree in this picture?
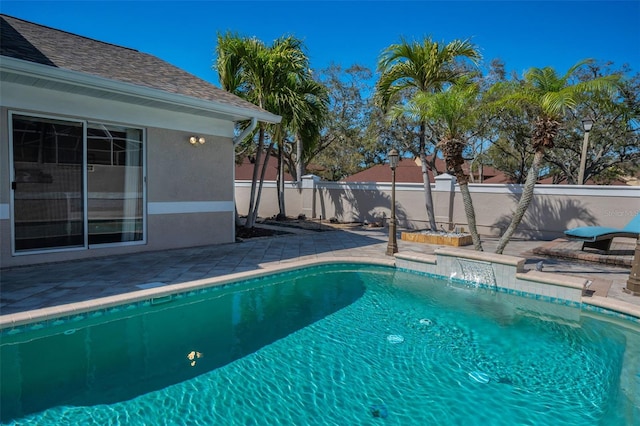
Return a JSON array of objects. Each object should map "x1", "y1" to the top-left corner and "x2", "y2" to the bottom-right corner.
[
  {"x1": 215, "y1": 33, "x2": 318, "y2": 227},
  {"x1": 292, "y1": 78, "x2": 329, "y2": 182},
  {"x1": 396, "y1": 78, "x2": 484, "y2": 250},
  {"x1": 482, "y1": 106, "x2": 537, "y2": 184},
  {"x1": 275, "y1": 76, "x2": 328, "y2": 216},
  {"x1": 376, "y1": 37, "x2": 481, "y2": 231},
  {"x1": 475, "y1": 61, "x2": 534, "y2": 184},
  {"x1": 492, "y1": 60, "x2": 621, "y2": 254},
  {"x1": 544, "y1": 63, "x2": 639, "y2": 184},
  {"x1": 305, "y1": 64, "x2": 377, "y2": 181},
  {"x1": 365, "y1": 100, "x2": 420, "y2": 165}
]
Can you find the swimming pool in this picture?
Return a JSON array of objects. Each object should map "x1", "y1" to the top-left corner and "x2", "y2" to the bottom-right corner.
[{"x1": 1, "y1": 263, "x2": 639, "y2": 425}]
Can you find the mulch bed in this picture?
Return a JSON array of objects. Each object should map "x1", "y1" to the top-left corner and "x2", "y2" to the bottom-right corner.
[
  {"x1": 235, "y1": 217, "x2": 363, "y2": 240},
  {"x1": 261, "y1": 218, "x2": 337, "y2": 232}
]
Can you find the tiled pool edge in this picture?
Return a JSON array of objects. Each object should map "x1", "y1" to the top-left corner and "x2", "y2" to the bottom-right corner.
[
  {"x1": 0, "y1": 257, "x2": 395, "y2": 331},
  {"x1": 582, "y1": 295, "x2": 640, "y2": 322},
  {"x1": 395, "y1": 249, "x2": 640, "y2": 323}
]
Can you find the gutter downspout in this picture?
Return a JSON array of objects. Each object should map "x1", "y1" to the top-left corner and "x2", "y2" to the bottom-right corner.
[{"x1": 233, "y1": 117, "x2": 258, "y2": 145}]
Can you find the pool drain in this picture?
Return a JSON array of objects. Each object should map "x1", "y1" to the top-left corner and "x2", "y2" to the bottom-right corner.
[{"x1": 369, "y1": 404, "x2": 388, "y2": 418}]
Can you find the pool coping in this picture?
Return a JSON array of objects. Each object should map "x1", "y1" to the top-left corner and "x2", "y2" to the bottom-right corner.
[{"x1": 2, "y1": 253, "x2": 639, "y2": 332}]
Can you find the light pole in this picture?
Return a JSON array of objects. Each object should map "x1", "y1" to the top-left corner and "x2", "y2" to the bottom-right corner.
[
  {"x1": 625, "y1": 236, "x2": 640, "y2": 296},
  {"x1": 386, "y1": 149, "x2": 399, "y2": 256},
  {"x1": 577, "y1": 118, "x2": 593, "y2": 185}
]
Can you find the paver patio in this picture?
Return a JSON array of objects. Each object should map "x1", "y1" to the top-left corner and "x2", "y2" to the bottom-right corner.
[{"x1": 1, "y1": 226, "x2": 638, "y2": 317}]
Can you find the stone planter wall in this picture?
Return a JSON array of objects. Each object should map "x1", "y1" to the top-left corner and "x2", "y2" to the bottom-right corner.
[{"x1": 401, "y1": 231, "x2": 473, "y2": 247}]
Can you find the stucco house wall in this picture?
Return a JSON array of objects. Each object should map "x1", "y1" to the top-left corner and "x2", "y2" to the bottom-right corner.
[{"x1": 0, "y1": 95, "x2": 237, "y2": 267}]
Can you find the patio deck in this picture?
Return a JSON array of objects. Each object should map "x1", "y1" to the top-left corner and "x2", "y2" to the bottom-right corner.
[{"x1": 1, "y1": 227, "x2": 638, "y2": 319}]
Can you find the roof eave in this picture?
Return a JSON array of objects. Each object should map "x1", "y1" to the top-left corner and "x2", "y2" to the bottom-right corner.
[{"x1": 0, "y1": 56, "x2": 282, "y2": 124}]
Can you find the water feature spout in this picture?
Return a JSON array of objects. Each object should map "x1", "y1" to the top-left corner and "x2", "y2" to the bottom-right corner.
[{"x1": 455, "y1": 259, "x2": 497, "y2": 289}]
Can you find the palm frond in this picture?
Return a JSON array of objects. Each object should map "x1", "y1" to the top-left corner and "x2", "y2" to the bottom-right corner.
[{"x1": 376, "y1": 36, "x2": 480, "y2": 112}]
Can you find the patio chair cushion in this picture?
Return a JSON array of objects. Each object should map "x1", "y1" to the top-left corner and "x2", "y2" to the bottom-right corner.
[
  {"x1": 564, "y1": 226, "x2": 626, "y2": 241},
  {"x1": 564, "y1": 212, "x2": 639, "y2": 251}
]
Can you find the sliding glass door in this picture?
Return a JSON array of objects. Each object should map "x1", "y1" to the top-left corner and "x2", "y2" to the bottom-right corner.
[
  {"x1": 87, "y1": 123, "x2": 144, "y2": 244},
  {"x1": 11, "y1": 113, "x2": 145, "y2": 253},
  {"x1": 11, "y1": 115, "x2": 85, "y2": 251}
]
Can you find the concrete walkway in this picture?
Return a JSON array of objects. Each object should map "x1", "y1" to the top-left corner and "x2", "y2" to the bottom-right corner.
[{"x1": 1, "y1": 227, "x2": 638, "y2": 319}]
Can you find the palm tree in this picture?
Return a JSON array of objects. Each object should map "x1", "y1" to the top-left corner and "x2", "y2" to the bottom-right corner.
[
  {"x1": 493, "y1": 60, "x2": 620, "y2": 254},
  {"x1": 396, "y1": 79, "x2": 484, "y2": 250},
  {"x1": 215, "y1": 33, "x2": 313, "y2": 228},
  {"x1": 274, "y1": 76, "x2": 328, "y2": 216},
  {"x1": 376, "y1": 37, "x2": 481, "y2": 231}
]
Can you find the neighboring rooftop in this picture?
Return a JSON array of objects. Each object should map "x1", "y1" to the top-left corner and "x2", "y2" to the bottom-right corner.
[
  {"x1": 235, "y1": 156, "x2": 293, "y2": 181},
  {"x1": 342, "y1": 157, "x2": 503, "y2": 183},
  {"x1": 342, "y1": 156, "x2": 638, "y2": 185}
]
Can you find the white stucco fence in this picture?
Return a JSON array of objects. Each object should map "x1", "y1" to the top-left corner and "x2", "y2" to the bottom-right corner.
[{"x1": 235, "y1": 174, "x2": 640, "y2": 240}]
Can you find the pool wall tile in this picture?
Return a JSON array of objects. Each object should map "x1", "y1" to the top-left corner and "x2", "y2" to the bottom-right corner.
[
  {"x1": 395, "y1": 253, "x2": 437, "y2": 276},
  {"x1": 515, "y1": 270, "x2": 585, "y2": 303}
]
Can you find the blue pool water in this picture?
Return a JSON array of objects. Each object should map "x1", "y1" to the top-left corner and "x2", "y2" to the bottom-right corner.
[{"x1": 1, "y1": 264, "x2": 639, "y2": 425}]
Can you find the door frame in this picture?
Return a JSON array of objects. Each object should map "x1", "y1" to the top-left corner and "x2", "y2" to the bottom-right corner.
[{"x1": 8, "y1": 110, "x2": 147, "y2": 256}]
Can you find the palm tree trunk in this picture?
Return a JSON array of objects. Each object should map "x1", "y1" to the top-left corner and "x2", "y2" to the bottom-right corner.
[
  {"x1": 495, "y1": 150, "x2": 544, "y2": 254},
  {"x1": 458, "y1": 183, "x2": 483, "y2": 251},
  {"x1": 251, "y1": 141, "x2": 275, "y2": 226},
  {"x1": 419, "y1": 123, "x2": 438, "y2": 231},
  {"x1": 245, "y1": 126, "x2": 265, "y2": 229},
  {"x1": 277, "y1": 143, "x2": 286, "y2": 216},
  {"x1": 235, "y1": 205, "x2": 242, "y2": 227},
  {"x1": 296, "y1": 134, "x2": 304, "y2": 184},
  {"x1": 447, "y1": 142, "x2": 482, "y2": 251}
]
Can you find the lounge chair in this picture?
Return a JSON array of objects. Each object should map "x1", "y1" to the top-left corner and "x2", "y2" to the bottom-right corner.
[{"x1": 564, "y1": 212, "x2": 640, "y2": 251}]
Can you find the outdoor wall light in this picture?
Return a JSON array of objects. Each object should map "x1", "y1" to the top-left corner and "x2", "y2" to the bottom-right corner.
[{"x1": 189, "y1": 136, "x2": 206, "y2": 145}]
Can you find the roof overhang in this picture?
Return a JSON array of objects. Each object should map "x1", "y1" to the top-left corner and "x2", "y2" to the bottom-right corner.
[{"x1": 0, "y1": 56, "x2": 281, "y2": 124}]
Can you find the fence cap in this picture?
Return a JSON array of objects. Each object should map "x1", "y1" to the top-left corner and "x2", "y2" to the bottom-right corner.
[{"x1": 435, "y1": 173, "x2": 456, "y2": 191}]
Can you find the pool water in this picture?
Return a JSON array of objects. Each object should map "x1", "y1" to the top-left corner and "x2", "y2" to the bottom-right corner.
[{"x1": 1, "y1": 264, "x2": 639, "y2": 425}]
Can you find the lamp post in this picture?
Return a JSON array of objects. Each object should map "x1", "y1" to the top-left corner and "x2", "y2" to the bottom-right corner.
[
  {"x1": 386, "y1": 149, "x2": 399, "y2": 256},
  {"x1": 625, "y1": 236, "x2": 640, "y2": 296},
  {"x1": 577, "y1": 118, "x2": 593, "y2": 185}
]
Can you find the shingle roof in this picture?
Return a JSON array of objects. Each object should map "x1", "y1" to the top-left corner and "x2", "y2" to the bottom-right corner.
[
  {"x1": 343, "y1": 158, "x2": 432, "y2": 183},
  {"x1": 235, "y1": 156, "x2": 293, "y2": 181},
  {"x1": 0, "y1": 14, "x2": 270, "y2": 117}
]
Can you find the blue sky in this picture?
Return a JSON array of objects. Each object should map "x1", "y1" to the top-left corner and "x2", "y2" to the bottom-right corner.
[{"x1": 2, "y1": 1, "x2": 639, "y2": 86}]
